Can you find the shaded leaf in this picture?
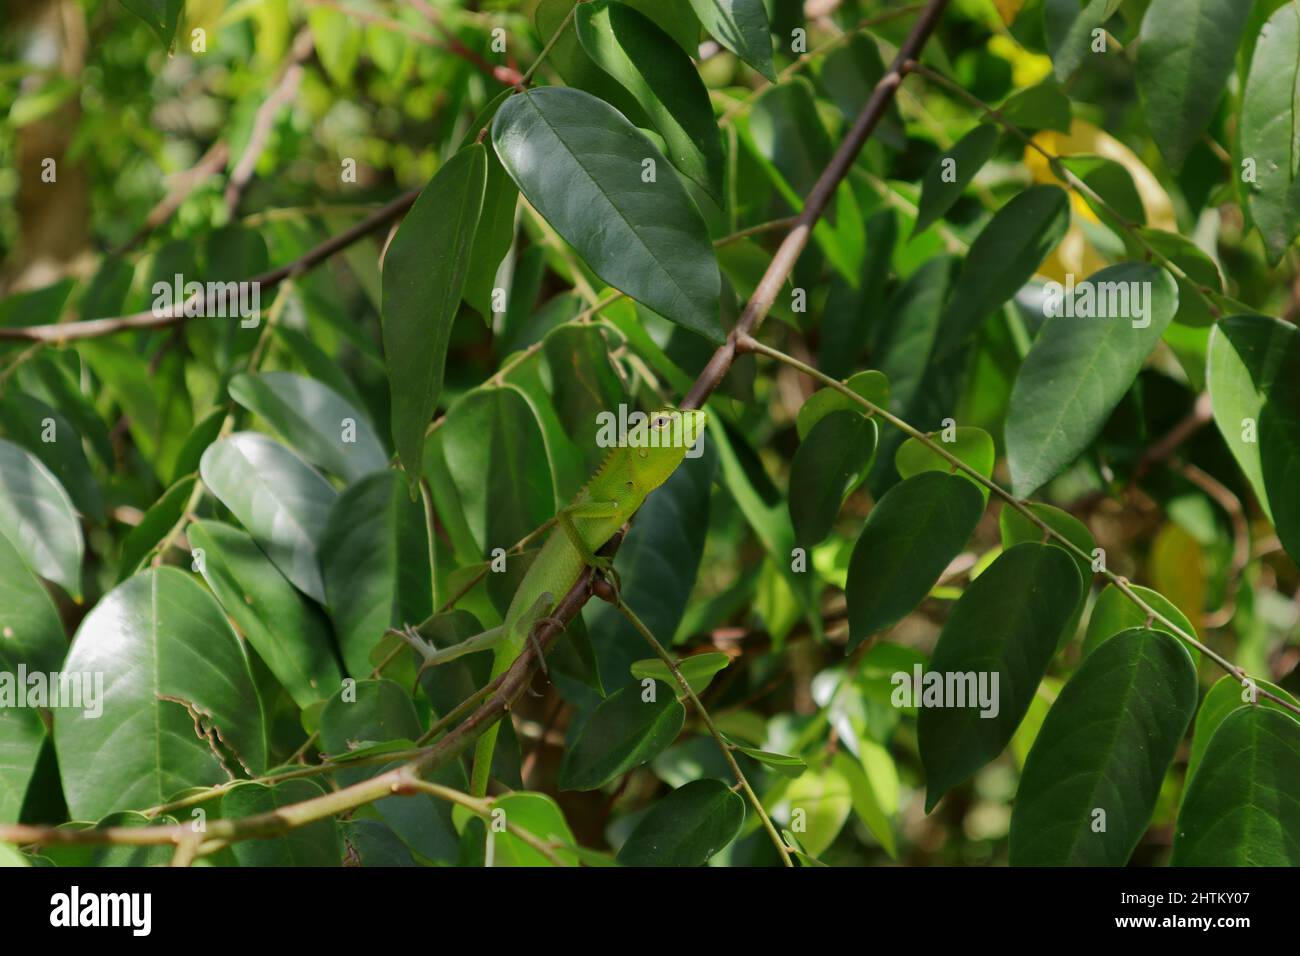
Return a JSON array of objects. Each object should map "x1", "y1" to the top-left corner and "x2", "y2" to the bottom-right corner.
[
  {"x1": 0, "y1": 438, "x2": 83, "y2": 598},
  {"x1": 618, "y1": 779, "x2": 745, "y2": 865},
  {"x1": 558, "y1": 681, "x2": 685, "y2": 790}
]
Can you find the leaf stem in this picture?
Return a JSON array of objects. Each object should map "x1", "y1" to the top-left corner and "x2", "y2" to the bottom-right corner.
[
  {"x1": 735, "y1": 333, "x2": 1300, "y2": 720},
  {"x1": 613, "y1": 599, "x2": 795, "y2": 867}
]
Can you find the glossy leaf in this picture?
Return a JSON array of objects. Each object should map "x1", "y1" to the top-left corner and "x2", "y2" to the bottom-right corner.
[
  {"x1": 576, "y1": 1, "x2": 724, "y2": 201},
  {"x1": 558, "y1": 681, "x2": 685, "y2": 790},
  {"x1": 117, "y1": 475, "x2": 196, "y2": 581},
  {"x1": 1006, "y1": 262, "x2": 1178, "y2": 497},
  {"x1": 53, "y1": 568, "x2": 267, "y2": 819},
  {"x1": 783, "y1": 765, "x2": 852, "y2": 856},
  {"x1": 894, "y1": 426, "x2": 994, "y2": 501},
  {"x1": 320, "y1": 471, "x2": 433, "y2": 679},
  {"x1": 846, "y1": 472, "x2": 985, "y2": 651},
  {"x1": 492, "y1": 87, "x2": 721, "y2": 340},
  {"x1": 228, "y1": 371, "x2": 387, "y2": 483},
  {"x1": 1081, "y1": 582, "x2": 1200, "y2": 666},
  {"x1": 1009, "y1": 629, "x2": 1196, "y2": 865},
  {"x1": 630, "y1": 652, "x2": 731, "y2": 697},
  {"x1": 0, "y1": 438, "x2": 83, "y2": 598},
  {"x1": 382, "y1": 145, "x2": 487, "y2": 479},
  {"x1": 0, "y1": 392, "x2": 103, "y2": 524},
  {"x1": 686, "y1": 0, "x2": 775, "y2": 81},
  {"x1": 618, "y1": 779, "x2": 745, "y2": 865},
  {"x1": 200, "y1": 432, "x2": 337, "y2": 602},
  {"x1": 794, "y1": 371, "x2": 889, "y2": 439},
  {"x1": 919, "y1": 543, "x2": 1083, "y2": 810},
  {"x1": 189, "y1": 519, "x2": 343, "y2": 709}
]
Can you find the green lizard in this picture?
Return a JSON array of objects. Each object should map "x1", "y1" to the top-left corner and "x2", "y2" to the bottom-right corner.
[{"x1": 402, "y1": 407, "x2": 708, "y2": 797}]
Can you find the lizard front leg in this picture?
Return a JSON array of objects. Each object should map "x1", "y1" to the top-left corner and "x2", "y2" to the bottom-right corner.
[{"x1": 555, "y1": 501, "x2": 623, "y2": 599}]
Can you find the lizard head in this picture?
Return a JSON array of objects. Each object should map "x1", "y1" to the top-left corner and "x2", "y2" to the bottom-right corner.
[{"x1": 629, "y1": 408, "x2": 708, "y2": 489}]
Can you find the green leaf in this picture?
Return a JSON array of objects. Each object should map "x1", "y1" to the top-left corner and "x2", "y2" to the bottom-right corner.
[
  {"x1": 0, "y1": 438, "x2": 83, "y2": 598},
  {"x1": 895, "y1": 426, "x2": 995, "y2": 501},
  {"x1": 1172, "y1": 706, "x2": 1300, "y2": 865},
  {"x1": 846, "y1": 472, "x2": 985, "y2": 651},
  {"x1": 200, "y1": 432, "x2": 337, "y2": 603},
  {"x1": 53, "y1": 568, "x2": 267, "y2": 819},
  {"x1": 914, "y1": 124, "x2": 1000, "y2": 237},
  {"x1": 816, "y1": 34, "x2": 904, "y2": 147},
  {"x1": 576, "y1": 1, "x2": 724, "y2": 202},
  {"x1": 0, "y1": 529, "x2": 65, "y2": 675},
  {"x1": 919, "y1": 543, "x2": 1082, "y2": 810},
  {"x1": 228, "y1": 371, "x2": 387, "y2": 484},
  {"x1": 0, "y1": 393, "x2": 103, "y2": 524},
  {"x1": 1009, "y1": 629, "x2": 1197, "y2": 864},
  {"x1": 1044, "y1": 0, "x2": 1112, "y2": 81},
  {"x1": 1137, "y1": 0, "x2": 1253, "y2": 169},
  {"x1": 1082, "y1": 582, "x2": 1201, "y2": 665},
  {"x1": 118, "y1": 475, "x2": 196, "y2": 580},
  {"x1": 0, "y1": 706, "x2": 45, "y2": 825},
  {"x1": 1240, "y1": 2, "x2": 1300, "y2": 263},
  {"x1": 382, "y1": 145, "x2": 487, "y2": 480},
  {"x1": 795, "y1": 371, "x2": 889, "y2": 439},
  {"x1": 831, "y1": 749, "x2": 897, "y2": 858},
  {"x1": 686, "y1": 0, "x2": 775, "y2": 81},
  {"x1": 221, "y1": 780, "x2": 341, "y2": 866},
  {"x1": 617, "y1": 779, "x2": 745, "y2": 865},
  {"x1": 558, "y1": 681, "x2": 685, "y2": 790},
  {"x1": 998, "y1": 502, "x2": 1095, "y2": 597},
  {"x1": 997, "y1": 81, "x2": 1072, "y2": 133},
  {"x1": 631, "y1": 652, "x2": 731, "y2": 696},
  {"x1": 189, "y1": 519, "x2": 343, "y2": 709},
  {"x1": 41, "y1": 812, "x2": 179, "y2": 867},
  {"x1": 319, "y1": 471, "x2": 433, "y2": 679},
  {"x1": 732, "y1": 742, "x2": 806, "y2": 778},
  {"x1": 1006, "y1": 262, "x2": 1178, "y2": 497},
  {"x1": 788, "y1": 410, "x2": 877, "y2": 548},
  {"x1": 746, "y1": 79, "x2": 832, "y2": 199},
  {"x1": 319, "y1": 679, "x2": 464, "y2": 864},
  {"x1": 458, "y1": 791, "x2": 581, "y2": 866},
  {"x1": 492, "y1": 87, "x2": 721, "y2": 341},
  {"x1": 1207, "y1": 315, "x2": 1300, "y2": 563},
  {"x1": 463, "y1": 145, "x2": 518, "y2": 321},
  {"x1": 1061, "y1": 155, "x2": 1145, "y2": 227},
  {"x1": 340, "y1": 819, "x2": 416, "y2": 866},
  {"x1": 939, "y1": 185, "x2": 1070, "y2": 356},
  {"x1": 1135, "y1": 228, "x2": 1222, "y2": 327},
  {"x1": 1187, "y1": 676, "x2": 1300, "y2": 784},
  {"x1": 783, "y1": 765, "x2": 852, "y2": 856},
  {"x1": 437, "y1": 386, "x2": 554, "y2": 557},
  {"x1": 119, "y1": 0, "x2": 182, "y2": 49}
]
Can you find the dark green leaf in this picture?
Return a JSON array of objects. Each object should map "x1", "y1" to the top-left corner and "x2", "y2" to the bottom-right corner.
[
  {"x1": 1172, "y1": 707, "x2": 1300, "y2": 865},
  {"x1": 617, "y1": 779, "x2": 745, "y2": 865},
  {"x1": 0, "y1": 393, "x2": 103, "y2": 523},
  {"x1": 492, "y1": 87, "x2": 721, "y2": 340},
  {"x1": 686, "y1": 0, "x2": 775, "y2": 80},
  {"x1": 788, "y1": 410, "x2": 877, "y2": 548},
  {"x1": 1010, "y1": 628, "x2": 1196, "y2": 864},
  {"x1": 221, "y1": 780, "x2": 341, "y2": 866},
  {"x1": 1006, "y1": 262, "x2": 1178, "y2": 496},
  {"x1": 117, "y1": 475, "x2": 196, "y2": 580},
  {"x1": 558, "y1": 681, "x2": 685, "y2": 790},
  {"x1": 576, "y1": 0, "x2": 724, "y2": 201},
  {"x1": 914, "y1": 124, "x2": 1000, "y2": 237},
  {"x1": 119, "y1": 0, "x2": 182, "y2": 48},
  {"x1": 320, "y1": 471, "x2": 433, "y2": 679},
  {"x1": 919, "y1": 543, "x2": 1082, "y2": 810},
  {"x1": 189, "y1": 519, "x2": 343, "y2": 708},
  {"x1": 1137, "y1": 0, "x2": 1253, "y2": 169},
  {"x1": 1187, "y1": 676, "x2": 1300, "y2": 784},
  {"x1": 0, "y1": 438, "x2": 82, "y2": 598},
  {"x1": 846, "y1": 472, "x2": 985, "y2": 651},
  {"x1": 382, "y1": 145, "x2": 487, "y2": 479}
]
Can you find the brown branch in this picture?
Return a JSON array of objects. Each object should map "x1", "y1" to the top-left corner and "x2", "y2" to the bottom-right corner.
[
  {"x1": 0, "y1": 0, "x2": 952, "y2": 854},
  {"x1": 0, "y1": 188, "x2": 418, "y2": 342},
  {"x1": 682, "y1": 0, "x2": 951, "y2": 410},
  {"x1": 224, "y1": 28, "x2": 315, "y2": 218}
]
